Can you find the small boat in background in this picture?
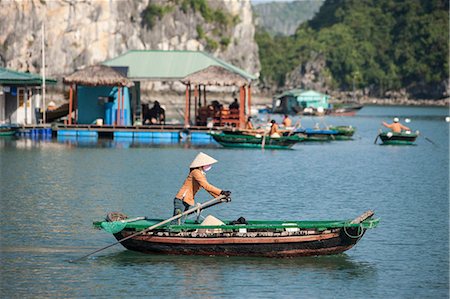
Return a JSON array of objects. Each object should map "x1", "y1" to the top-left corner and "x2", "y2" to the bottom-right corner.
[
  {"x1": 210, "y1": 132, "x2": 303, "y2": 149},
  {"x1": 328, "y1": 125, "x2": 356, "y2": 140},
  {"x1": 294, "y1": 128, "x2": 339, "y2": 141},
  {"x1": 377, "y1": 131, "x2": 418, "y2": 145},
  {"x1": 40, "y1": 103, "x2": 69, "y2": 123},
  {"x1": 94, "y1": 210, "x2": 379, "y2": 257},
  {"x1": 326, "y1": 104, "x2": 363, "y2": 116},
  {"x1": 0, "y1": 126, "x2": 17, "y2": 137}
]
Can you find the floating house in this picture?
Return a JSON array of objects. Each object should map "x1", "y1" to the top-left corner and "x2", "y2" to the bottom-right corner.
[
  {"x1": 63, "y1": 65, "x2": 134, "y2": 126},
  {"x1": 103, "y1": 50, "x2": 257, "y2": 128},
  {"x1": 272, "y1": 89, "x2": 330, "y2": 114},
  {"x1": 181, "y1": 65, "x2": 252, "y2": 128},
  {"x1": 0, "y1": 67, "x2": 56, "y2": 125}
]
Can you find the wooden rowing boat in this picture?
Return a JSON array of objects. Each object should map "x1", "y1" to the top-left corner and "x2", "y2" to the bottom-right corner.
[
  {"x1": 294, "y1": 128, "x2": 339, "y2": 141},
  {"x1": 378, "y1": 131, "x2": 418, "y2": 145},
  {"x1": 0, "y1": 126, "x2": 16, "y2": 137},
  {"x1": 328, "y1": 126, "x2": 355, "y2": 140},
  {"x1": 94, "y1": 211, "x2": 379, "y2": 257},
  {"x1": 210, "y1": 132, "x2": 303, "y2": 149}
]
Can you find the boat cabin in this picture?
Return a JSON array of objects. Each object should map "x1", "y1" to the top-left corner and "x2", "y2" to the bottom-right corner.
[{"x1": 272, "y1": 89, "x2": 330, "y2": 115}]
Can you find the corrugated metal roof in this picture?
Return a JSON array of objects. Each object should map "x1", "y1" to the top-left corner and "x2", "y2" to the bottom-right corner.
[
  {"x1": 102, "y1": 50, "x2": 257, "y2": 81},
  {"x1": 0, "y1": 67, "x2": 57, "y2": 85}
]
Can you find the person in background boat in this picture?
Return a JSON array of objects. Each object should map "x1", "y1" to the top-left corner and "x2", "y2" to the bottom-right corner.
[
  {"x1": 245, "y1": 116, "x2": 254, "y2": 130},
  {"x1": 269, "y1": 120, "x2": 281, "y2": 138},
  {"x1": 229, "y1": 98, "x2": 239, "y2": 110},
  {"x1": 282, "y1": 114, "x2": 292, "y2": 127},
  {"x1": 173, "y1": 152, "x2": 231, "y2": 224},
  {"x1": 47, "y1": 101, "x2": 57, "y2": 111},
  {"x1": 148, "y1": 101, "x2": 165, "y2": 125},
  {"x1": 382, "y1": 117, "x2": 410, "y2": 133}
]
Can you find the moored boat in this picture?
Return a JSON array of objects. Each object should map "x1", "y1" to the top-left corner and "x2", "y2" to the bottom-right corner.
[
  {"x1": 326, "y1": 104, "x2": 363, "y2": 116},
  {"x1": 210, "y1": 132, "x2": 303, "y2": 149},
  {"x1": 0, "y1": 126, "x2": 17, "y2": 137},
  {"x1": 94, "y1": 210, "x2": 379, "y2": 257},
  {"x1": 328, "y1": 125, "x2": 356, "y2": 140},
  {"x1": 293, "y1": 128, "x2": 339, "y2": 141},
  {"x1": 377, "y1": 131, "x2": 418, "y2": 145}
]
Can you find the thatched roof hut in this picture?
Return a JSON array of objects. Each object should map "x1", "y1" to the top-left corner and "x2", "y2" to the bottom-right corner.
[
  {"x1": 180, "y1": 65, "x2": 249, "y2": 86},
  {"x1": 63, "y1": 65, "x2": 134, "y2": 87}
]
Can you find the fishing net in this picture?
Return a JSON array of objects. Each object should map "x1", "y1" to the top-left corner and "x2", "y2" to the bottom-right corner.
[
  {"x1": 100, "y1": 221, "x2": 128, "y2": 234},
  {"x1": 101, "y1": 212, "x2": 129, "y2": 233}
]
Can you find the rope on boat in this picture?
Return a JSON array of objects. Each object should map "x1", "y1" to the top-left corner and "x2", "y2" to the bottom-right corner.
[{"x1": 343, "y1": 223, "x2": 364, "y2": 239}]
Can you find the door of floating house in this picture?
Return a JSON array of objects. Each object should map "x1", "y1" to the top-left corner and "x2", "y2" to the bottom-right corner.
[
  {"x1": 76, "y1": 86, "x2": 131, "y2": 125},
  {"x1": 63, "y1": 65, "x2": 134, "y2": 125}
]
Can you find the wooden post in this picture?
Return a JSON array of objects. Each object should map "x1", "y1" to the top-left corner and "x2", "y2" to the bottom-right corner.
[
  {"x1": 203, "y1": 85, "x2": 207, "y2": 106},
  {"x1": 198, "y1": 84, "x2": 202, "y2": 107},
  {"x1": 74, "y1": 85, "x2": 78, "y2": 124},
  {"x1": 121, "y1": 87, "x2": 125, "y2": 126},
  {"x1": 184, "y1": 84, "x2": 189, "y2": 127},
  {"x1": 117, "y1": 87, "x2": 121, "y2": 125},
  {"x1": 24, "y1": 87, "x2": 28, "y2": 125},
  {"x1": 68, "y1": 84, "x2": 73, "y2": 125},
  {"x1": 239, "y1": 86, "x2": 245, "y2": 128},
  {"x1": 247, "y1": 85, "x2": 252, "y2": 117},
  {"x1": 194, "y1": 85, "x2": 198, "y2": 126}
]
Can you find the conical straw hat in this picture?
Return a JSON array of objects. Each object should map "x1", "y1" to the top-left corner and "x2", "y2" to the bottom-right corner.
[{"x1": 190, "y1": 152, "x2": 218, "y2": 168}]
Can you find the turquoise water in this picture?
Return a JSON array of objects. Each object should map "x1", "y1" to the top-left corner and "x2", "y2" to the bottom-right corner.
[{"x1": 0, "y1": 106, "x2": 448, "y2": 298}]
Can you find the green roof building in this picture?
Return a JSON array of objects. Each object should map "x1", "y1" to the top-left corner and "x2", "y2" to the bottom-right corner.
[
  {"x1": 272, "y1": 89, "x2": 330, "y2": 114},
  {"x1": 0, "y1": 67, "x2": 56, "y2": 125},
  {"x1": 102, "y1": 50, "x2": 257, "y2": 126},
  {"x1": 102, "y1": 50, "x2": 257, "y2": 81}
]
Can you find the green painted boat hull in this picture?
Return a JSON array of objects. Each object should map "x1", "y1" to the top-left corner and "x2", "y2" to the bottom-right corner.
[
  {"x1": 0, "y1": 129, "x2": 16, "y2": 136},
  {"x1": 379, "y1": 132, "x2": 417, "y2": 145},
  {"x1": 329, "y1": 126, "x2": 355, "y2": 140},
  {"x1": 94, "y1": 218, "x2": 380, "y2": 231},
  {"x1": 210, "y1": 132, "x2": 303, "y2": 149},
  {"x1": 93, "y1": 215, "x2": 379, "y2": 257}
]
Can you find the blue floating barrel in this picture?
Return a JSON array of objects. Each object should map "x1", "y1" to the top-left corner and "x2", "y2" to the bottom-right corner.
[
  {"x1": 58, "y1": 130, "x2": 77, "y2": 136},
  {"x1": 114, "y1": 131, "x2": 133, "y2": 139},
  {"x1": 190, "y1": 132, "x2": 211, "y2": 140},
  {"x1": 134, "y1": 132, "x2": 152, "y2": 139},
  {"x1": 77, "y1": 131, "x2": 98, "y2": 138},
  {"x1": 152, "y1": 132, "x2": 172, "y2": 139},
  {"x1": 104, "y1": 102, "x2": 114, "y2": 125}
]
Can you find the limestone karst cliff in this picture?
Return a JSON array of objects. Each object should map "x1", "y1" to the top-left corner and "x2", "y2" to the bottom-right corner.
[{"x1": 0, "y1": 0, "x2": 260, "y2": 80}]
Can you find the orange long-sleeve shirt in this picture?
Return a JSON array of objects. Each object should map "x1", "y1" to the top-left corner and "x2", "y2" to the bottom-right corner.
[{"x1": 175, "y1": 169, "x2": 222, "y2": 206}]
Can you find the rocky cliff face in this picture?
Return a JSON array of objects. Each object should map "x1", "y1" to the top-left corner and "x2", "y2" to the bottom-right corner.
[{"x1": 0, "y1": 0, "x2": 260, "y2": 80}]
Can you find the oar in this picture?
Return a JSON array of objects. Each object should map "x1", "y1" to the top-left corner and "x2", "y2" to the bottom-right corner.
[
  {"x1": 422, "y1": 135, "x2": 438, "y2": 146},
  {"x1": 373, "y1": 129, "x2": 382, "y2": 144},
  {"x1": 70, "y1": 195, "x2": 229, "y2": 263},
  {"x1": 373, "y1": 135, "x2": 379, "y2": 144},
  {"x1": 261, "y1": 129, "x2": 266, "y2": 149},
  {"x1": 287, "y1": 119, "x2": 301, "y2": 136}
]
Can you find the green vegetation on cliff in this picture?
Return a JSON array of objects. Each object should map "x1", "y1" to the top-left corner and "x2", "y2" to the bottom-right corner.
[
  {"x1": 143, "y1": 0, "x2": 237, "y2": 51},
  {"x1": 253, "y1": 0, "x2": 324, "y2": 36},
  {"x1": 256, "y1": 0, "x2": 449, "y2": 98}
]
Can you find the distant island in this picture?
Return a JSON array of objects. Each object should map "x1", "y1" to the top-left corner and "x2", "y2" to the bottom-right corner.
[{"x1": 254, "y1": 0, "x2": 449, "y2": 102}]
